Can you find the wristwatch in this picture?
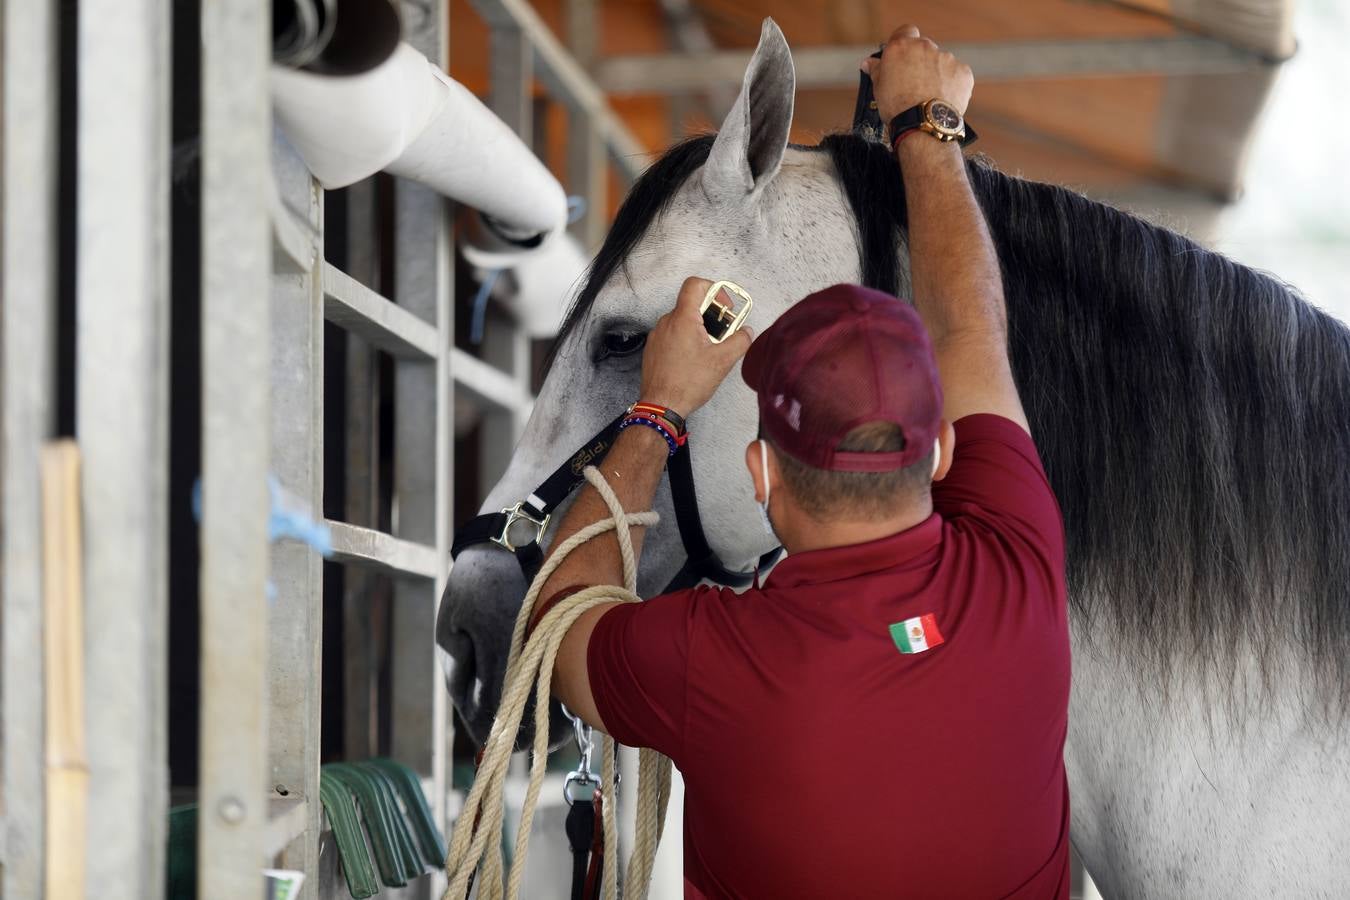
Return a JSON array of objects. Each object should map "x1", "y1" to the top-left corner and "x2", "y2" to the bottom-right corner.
[{"x1": 888, "y1": 98, "x2": 978, "y2": 149}]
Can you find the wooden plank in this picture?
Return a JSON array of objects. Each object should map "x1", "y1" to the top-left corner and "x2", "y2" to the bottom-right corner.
[{"x1": 40, "y1": 442, "x2": 87, "y2": 900}]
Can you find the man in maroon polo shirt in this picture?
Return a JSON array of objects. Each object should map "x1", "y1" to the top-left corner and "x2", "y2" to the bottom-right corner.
[{"x1": 533, "y1": 25, "x2": 1070, "y2": 899}]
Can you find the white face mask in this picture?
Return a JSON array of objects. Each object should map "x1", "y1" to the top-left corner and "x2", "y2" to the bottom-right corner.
[{"x1": 756, "y1": 439, "x2": 775, "y2": 536}]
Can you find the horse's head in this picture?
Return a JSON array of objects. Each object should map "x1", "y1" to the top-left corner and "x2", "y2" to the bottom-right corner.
[{"x1": 438, "y1": 18, "x2": 869, "y2": 741}]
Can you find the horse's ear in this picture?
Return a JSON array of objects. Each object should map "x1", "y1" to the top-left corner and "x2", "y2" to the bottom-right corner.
[{"x1": 701, "y1": 18, "x2": 795, "y2": 200}]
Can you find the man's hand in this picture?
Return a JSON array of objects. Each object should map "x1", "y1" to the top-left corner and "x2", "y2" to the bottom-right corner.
[
  {"x1": 863, "y1": 24, "x2": 973, "y2": 124},
  {"x1": 640, "y1": 276, "x2": 754, "y2": 416}
]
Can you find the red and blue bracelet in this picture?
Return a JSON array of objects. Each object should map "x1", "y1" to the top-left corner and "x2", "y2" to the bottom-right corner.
[
  {"x1": 619, "y1": 413, "x2": 681, "y2": 456},
  {"x1": 630, "y1": 402, "x2": 686, "y2": 437}
]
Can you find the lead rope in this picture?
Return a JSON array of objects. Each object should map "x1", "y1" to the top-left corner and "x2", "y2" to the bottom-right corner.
[{"x1": 444, "y1": 466, "x2": 674, "y2": 900}]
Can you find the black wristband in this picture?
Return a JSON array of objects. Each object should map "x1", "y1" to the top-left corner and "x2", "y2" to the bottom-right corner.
[{"x1": 888, "y1": 108, "x2": 979, "y2": 149}]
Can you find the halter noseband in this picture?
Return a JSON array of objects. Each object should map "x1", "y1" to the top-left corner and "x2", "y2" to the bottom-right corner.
[{"x1": 451, "y1": 410, "x2": 782, "y2": 593}]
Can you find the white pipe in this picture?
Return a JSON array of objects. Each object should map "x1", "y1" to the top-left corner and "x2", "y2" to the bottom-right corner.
[
  {"x1": 463, "y1": 228, "x2": 589, "y2": 338},
  {"x1": 272, "y1": 42, "x2": 567, "y2": 238}
]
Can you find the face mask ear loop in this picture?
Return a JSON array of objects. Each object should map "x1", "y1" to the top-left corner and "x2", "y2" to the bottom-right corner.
[
  {"x1": 760, "y1": 439, "x2": 771, "y2": 506},
  {"x1": 932, "y1": 436, "x2": 942, "y2": 479},
  {"x1": 757, "y1": 440, "x2": 775, "y2": 537}
]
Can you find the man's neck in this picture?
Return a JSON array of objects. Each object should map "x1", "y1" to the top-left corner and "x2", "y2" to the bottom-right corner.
[{"x1": 779, "y1": 497, "x2": 934, "y2": 555}]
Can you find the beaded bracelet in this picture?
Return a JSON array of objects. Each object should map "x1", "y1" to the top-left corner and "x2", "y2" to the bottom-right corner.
[
  {"x1": 630, "y1": 401, "x2": 686, "y2": 437},
  {"x1": 625, "y1": 409, "x2": 688, "y2": 447},
  {"x1": 618, "y1": 414, "x2": 680, "y2": 456}
]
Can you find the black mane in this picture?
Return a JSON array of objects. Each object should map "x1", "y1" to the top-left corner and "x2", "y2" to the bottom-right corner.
[{"x1": 556, "y1": 132, "x2": 1350, "y2": 700}]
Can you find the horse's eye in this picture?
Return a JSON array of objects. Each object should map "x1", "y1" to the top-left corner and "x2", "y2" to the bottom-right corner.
[{"x1": 597, "y1": 331, "x2": 646, "y2": 360}]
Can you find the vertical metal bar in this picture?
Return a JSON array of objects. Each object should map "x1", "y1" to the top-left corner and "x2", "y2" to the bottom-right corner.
[
  {"x1": 341, "y1": 179, "x2": 381, "y2": 762},
  {"x1": 393, "y1": 0, "x2": 453, "y2": 854},
  {"x1": 482, "y1": 17, "x2": 536, "y2": 469},
  {"x1": 75, "y1": 0, "x2": 170, "y2": 896},
  {"x1": 564, "y1": 0, "x2": 607, "y2": 250},
  {"x1": 1, "y1": 0, "x2": 59, "y2": 892},
  {"x1": 267, "y1": 136, "x2": 324, "y2": 895},
  {"x1": 567, "y1": 109, "x2": 608, "y2": 251},
  {"x1": 490, "y1": 24, "x2": 534, "y2": 143},
  {"x1": 199, "y1": 0, "x2": 271, "y2": 896},
  {"x1": 566, "y1": 0, "x2": 598, "y2": 72}
]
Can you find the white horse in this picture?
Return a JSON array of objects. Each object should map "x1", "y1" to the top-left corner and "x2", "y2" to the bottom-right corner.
[{"x1": 439, "y1": 20, "x2": 1350, "y2": 897}]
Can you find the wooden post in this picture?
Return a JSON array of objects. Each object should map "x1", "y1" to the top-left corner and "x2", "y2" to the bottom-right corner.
[{"x1": 41, "y1": 441, "x2": 87, "y2": 900}]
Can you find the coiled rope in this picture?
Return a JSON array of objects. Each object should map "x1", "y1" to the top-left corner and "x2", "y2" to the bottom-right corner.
[{"x1": 443, "y1": 466, "x2": 674, "y2": 900}]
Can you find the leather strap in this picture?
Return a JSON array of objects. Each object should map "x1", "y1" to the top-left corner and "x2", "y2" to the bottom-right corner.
[
  {"x1": 565, "y1": 793, "x2": 596, "y2": 900},
  {"x1": 451, "y1": 414, "x2": 627, "y2": 562},
  {"x1": 583, "y1": 792, "x2": 604, "y2": 900},
  {"x1": 452, "y1": 413, "x2": 784, "y2": 594},
  {"x1": 851, "y1": 47, "x2": 887, "y2": 142},
  {"x1": 663, "y1": 441, "x2": 784, "y2": 592}
]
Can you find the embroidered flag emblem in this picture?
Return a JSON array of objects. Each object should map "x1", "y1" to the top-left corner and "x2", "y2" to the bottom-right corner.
[{"x1": 889, "y1": 613, "x2": 945, "y2": 654}]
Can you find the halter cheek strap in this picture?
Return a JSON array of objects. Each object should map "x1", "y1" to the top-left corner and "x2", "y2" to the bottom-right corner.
[{"x1": 452, "y1": 411, "x2": 783, "y2": 593}]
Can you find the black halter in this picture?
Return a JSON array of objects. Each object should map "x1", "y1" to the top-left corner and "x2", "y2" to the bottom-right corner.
[{"x1": 451, "y1": 410, "x2": 782, "y2": 593}]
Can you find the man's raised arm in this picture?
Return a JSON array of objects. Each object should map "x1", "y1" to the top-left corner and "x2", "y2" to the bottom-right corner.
[{"x1": 867, "y1": 25, "x2": 1029, "y2": 432}]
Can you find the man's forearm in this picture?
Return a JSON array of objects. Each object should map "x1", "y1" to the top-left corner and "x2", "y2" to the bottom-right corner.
[
  {"x1": 897, "y1": 139, "x2": 1006, "y2": 346},
  {"x1": 535, "y1": 424, "x2": 670, "y2": 607}
]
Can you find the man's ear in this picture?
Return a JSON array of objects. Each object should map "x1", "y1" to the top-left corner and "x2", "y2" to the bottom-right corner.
[
  {"x1": 932, "y1": 420, "x2": 956, "y2": 482},
  {"x1": 745, "y1": 440, "x2": 767, "y2": 502}
]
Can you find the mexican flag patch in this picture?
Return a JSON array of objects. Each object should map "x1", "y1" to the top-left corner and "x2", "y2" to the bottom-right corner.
[{"x1": 889, "y1": 613, "x2": 945, "y2": 655}]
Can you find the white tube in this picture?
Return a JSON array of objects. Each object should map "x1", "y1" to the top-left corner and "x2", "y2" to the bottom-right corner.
[
  {"x1": 463, "y1": 229, "x2": 590, "y2": 338},
  {"x1": 272, "y1": 42, "x2": 567, "y2": 238},
  {"x1": 387, "y1": 65, "x2": 567, "y2": 239}
]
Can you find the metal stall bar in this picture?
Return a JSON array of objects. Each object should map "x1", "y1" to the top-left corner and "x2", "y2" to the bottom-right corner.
[
  {"x1": 451, "y1": 349, "x2": 534, "y2": 413},
  {"x1": 75, "y1": 1, "x2": 171, "y2": 896},
  {"x1": 199, "y1": 0, "x2": 272, "y2": 896},
  {"x1": 0, "y1": 0, "x2": 60, "y2": 893},
  {"x1": 390, "y1": 0, "x2": 455, "y2": 858},
  {"x1": 470, "y1": 0, "x2": 650, "y2": 182},
  {"x1": 326, "y1": 522, "x2": 441, "y2": 581},
  {"x1": 594, "y1": 35, "x2": 1273, "y2": 94},
  {"x1": 322, "y1": 262, "x2": 439, "y2": 359},
  {"x1": 479, "y1": 17, "x2": 536, "y2": 466},
  {"x1": 564, "y1": 0, "x2": 607, "y2": 251},
  {"x1": 267, "y1": 138, "x2": 325, "y2": 893}
]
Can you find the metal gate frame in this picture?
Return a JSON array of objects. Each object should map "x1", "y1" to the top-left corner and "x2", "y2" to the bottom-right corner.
[
  {"x1": 197, "y1": 0, "x2": 459, "y2": 894},
  {"x1": 1, "y1": 0, "x2": 646, "y2": 897}
]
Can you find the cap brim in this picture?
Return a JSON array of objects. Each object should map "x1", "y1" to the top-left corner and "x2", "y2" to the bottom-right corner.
[{"x1": 741, "y1": 327, "x2": 771, "y2": 391}]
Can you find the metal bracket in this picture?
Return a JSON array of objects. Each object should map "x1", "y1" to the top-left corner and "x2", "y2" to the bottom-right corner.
[{"x1": 491, "y1": 501, "x2": 551, "y2": 552}]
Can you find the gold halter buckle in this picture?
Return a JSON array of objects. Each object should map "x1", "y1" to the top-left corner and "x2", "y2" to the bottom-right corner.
[{"x1": 701, "y1": 280, "x2": 754, "y2": 343}]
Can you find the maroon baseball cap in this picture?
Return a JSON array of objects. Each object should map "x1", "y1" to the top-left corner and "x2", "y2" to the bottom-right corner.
[{"x1": 741, "y1": 283, "x2": 943, "y2": 472}]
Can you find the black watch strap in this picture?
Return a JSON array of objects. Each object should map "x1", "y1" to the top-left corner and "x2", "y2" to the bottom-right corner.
[{"x1": 888, "y1": 105, "x2": 978, "y2": 149}]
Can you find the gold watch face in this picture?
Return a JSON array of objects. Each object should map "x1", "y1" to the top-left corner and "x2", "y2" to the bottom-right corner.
[{"x1": 926, "y1": 100, "x2": 963, "y2": 136}]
